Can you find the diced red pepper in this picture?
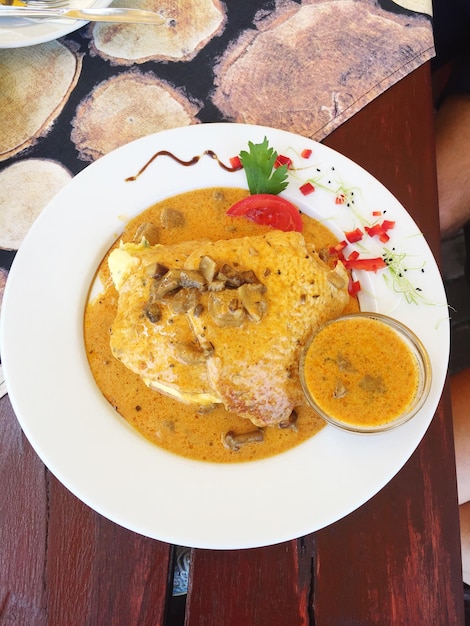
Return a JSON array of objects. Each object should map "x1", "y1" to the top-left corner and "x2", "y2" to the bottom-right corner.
[
  {"x1": 343, "y1": 257, "x2": 387, "y2": 272},
  {"x1": 274, "y1": 154, "x2": 292, "y2": 169},
  {"x1": 377, "y1": 221, "x2": 394, "y2": 243},
  {"x1": 372, "y1": 210, "x2": 382, "y2": 216},
  {"x1": 334, "y1": 240, "x2": 348, "y2": 252},
  {"x1": 364, "y1": 224, "x2": 382, "y2": 237},
  {"x1": 299, "y1": 182, "x2": 315, "y2": 196},
  {"x1": 348, "y1": 277, "x2": 361, "y2": 295},
  {"x1": 365, "y1": 220, "x2": 395, "y2": 243},
  {"x1": 301, "y1": 148, "x2": 312, "y2": 159},
  {"x1": 347, "y1": 250, "x2": 360, "y2": 261},
  {"x1": 335, "y1": 193, "x2": 346, "y2": 205},
  {"x1": 345, "y1": 227, "x2": 363, "y2": 243},
  {"x1": 229, "y1": 155, "x2": 242, "y2": 170}
]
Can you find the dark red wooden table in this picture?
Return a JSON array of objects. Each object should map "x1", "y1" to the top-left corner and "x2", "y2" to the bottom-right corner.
[{"x1": 1, "y1": 62, "x2": 464, "y2": 625}]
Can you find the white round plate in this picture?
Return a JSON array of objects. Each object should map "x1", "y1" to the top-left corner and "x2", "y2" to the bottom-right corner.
[
  {"x1": 0, "y1": 0, "x2": 110, "y2": 48},
  {"x1": 1, "y1": 123, "x2": 449, "y2": 549}
]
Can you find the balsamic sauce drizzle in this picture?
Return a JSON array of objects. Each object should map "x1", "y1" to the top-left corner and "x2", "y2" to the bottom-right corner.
[{"x1": 125, "y1": 149, "x2": 241, "y2": 182}]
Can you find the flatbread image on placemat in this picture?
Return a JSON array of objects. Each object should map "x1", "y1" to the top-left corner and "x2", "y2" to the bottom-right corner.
[
  {"x1": 0, "y1": 159, "x2": 72, "y2": 250},
  {"x1": 212, "y1": 0, "x2": 433, "y2": 141},
  {"x1": 0, "y1": 41, "x2": 82, "y2": 162},
  {"x1": 71, "y1": 71, "x2": 201, "y2": 161},
  {"x1": 89, "y1": 0, "x2": 226, "y2": 64}
]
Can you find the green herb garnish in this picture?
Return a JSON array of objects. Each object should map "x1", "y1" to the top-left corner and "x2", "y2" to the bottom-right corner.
[{"x1": 239, "y1": 137, "x2": 289, "y2": 195}]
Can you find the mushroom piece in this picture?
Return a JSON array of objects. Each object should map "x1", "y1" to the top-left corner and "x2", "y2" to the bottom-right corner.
[
  {"x1": 217, "y1": 264, "x2": 245, "y2": 288},
  {"x1": 133, "y1": 222, "x2": 160, "y2": 245},
  {"x1": 333, "y1": 380, "x2": 348, "y2": 399},
  {"x1": 160, "y1": 207, "x2": 185, "y2": 228},
  {"x1": 153, "y1": 263, "x2": 169, "y2": 279},
  {"x1": 144, "y1": 301, "x2": 162, "y2": 323},
  {"x1": 327, "y1": 269, "x2": 347, "y2": 290},
  {"x1": 197, "y1": 403, "x2": 217, "y2": 414},
  {"x1": 149, "y1": 269, "x2": 181, "y2": 298},
  {"x1": 207, "y1": 279, "x2": 226, "y2": 292},
  {"x1": 318, "y1": 247, "x2": 332, "y2": 264},
  {"x1": 163, "y1": 287, "x2": 200, "y2": 314},
  {"x1": 199, "y1": 255, "x2": 217, "y2": 283},
  {"x1": 208, "y1": 291, "x2": 245, "y2": 327},
  {"x1": 237, "y1": 283, "x2": 267, "y2": 322},
  {"x1": 278, "y1": 409, "x2": 298, "y2": 431},
  {"x1": 240, "y1": 269, "x2": 260, "y2": 284},
  {"x1": 173, "y1": 342, "x2": 209, "y2": 365},
  {"x1": 178, "y1": 269, "x2": 207, "y2": 289},
  {"x1": 222, "y1": 429, "x2": 264, "y2": 451},
  {"x1": 151, "y1": 268, "x2": 206, "y2": 299},
  {"x1": 359, "y1": 375, "x2": 386, "y2": 394}
]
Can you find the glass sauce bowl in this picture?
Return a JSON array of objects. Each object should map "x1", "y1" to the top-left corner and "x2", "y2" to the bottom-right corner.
[{"x1": 299, "y1": 312, "x2": 432, "y2": 433}]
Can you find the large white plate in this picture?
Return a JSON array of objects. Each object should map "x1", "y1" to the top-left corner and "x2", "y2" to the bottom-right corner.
[
  {"x1": 0, "y1": 0, "x2": 110, "y2": 48},
  {"x1": 1, "y1": 123, "x2": 449, "y2": 549}
]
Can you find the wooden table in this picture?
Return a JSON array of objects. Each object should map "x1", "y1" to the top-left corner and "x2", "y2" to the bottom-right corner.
[{"x1": 0, "y1": 62, "x2": 464, "y2": 625}]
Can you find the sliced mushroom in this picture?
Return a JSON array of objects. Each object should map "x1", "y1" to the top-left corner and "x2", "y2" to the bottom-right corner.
[
  {"x1": 333, "y1": 379, "x2": 348, "y2": 399},
  {"x1": 150, "y1": 269, "x2": 182, "y2": 298},
  {"x1": 197, "y1": 403, "x2": 217, "y2": 414},
  {"x1": 217, "y1": 264, "x2": 245, "y2": 288},
  {"x1": 178, "y1": 269, "x2": 207, "y2": 290},
  {"x1": 212, "y1": 189, "x2": 226, "y2": 202},
  {"x1": 199, "y1": 255, "x2": 217, "y2": 283},
  {"x1": 151, "y1": 268, "x2": 206, "y2": 299},
  {"x1": 163, "y1": 287, "x2": 200, "y2": 314},
  {"x1": 222, "y1": 429, "x2": 264, "y2": 451},
  {"x1": 318, "y1": 247, "x2": 332, "y2": 264},
  {"x1": 327, "y1": 269, "x2": 347, "y2": 290},
  {"x1": 160, "y1": 207, "x2": 185, "y2": 228},
  {"x1": 133, "y1": 222, "x2": 160, "y2": 245},
  {"x1": 237, "y1": 283, "x2": 267, "y2": 322},
  {"x1": 240, "y1": 269, "x2": 260, "y2": 284},
  {"x1": 172, "y1": 342, "x2": 209, "y2": 365},
  {"x1": 208, "y1": 291, "x2": 245, "y2": 327},
  {"x1": 336, "y1": 352, "x2": 355, "y2": 372},
  {"x1": 278, "y1": 409, "x2": 298, "y2": 431},
  {"x1": 144, "y1": 301, "x2": 162, "y2": 323},
  {"x1": 207, "y1": 279, "x2": 225, "y2": 292},
  {"x1": 153, "y1": 263, "x2": 169, "y2": 279},
  {"x1": 359, "y1": 375, "x2": 386, "y2": 394}
]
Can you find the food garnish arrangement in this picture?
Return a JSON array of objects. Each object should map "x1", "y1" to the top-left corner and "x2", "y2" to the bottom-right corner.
[{"x1": 84, "y1": 138, "x2": 428, "y2": 462}]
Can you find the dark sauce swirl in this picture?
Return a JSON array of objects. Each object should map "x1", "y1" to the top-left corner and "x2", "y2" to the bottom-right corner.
[{"x1": 125, "y1": 149, "x2": 242, "y2": 182}]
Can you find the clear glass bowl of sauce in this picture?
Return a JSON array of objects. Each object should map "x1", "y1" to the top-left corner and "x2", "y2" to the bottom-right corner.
[{"x1": 299, "y1": 312, "x2": 432, "y2": 433}]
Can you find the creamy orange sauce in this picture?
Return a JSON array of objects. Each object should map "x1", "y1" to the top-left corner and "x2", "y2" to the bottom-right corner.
[
  {"x1": 84, "y1": 187, "x2": 358, "y2": 462},
  {"x1": 302, "y1": 316, "x2": 419, "y2": 429}
]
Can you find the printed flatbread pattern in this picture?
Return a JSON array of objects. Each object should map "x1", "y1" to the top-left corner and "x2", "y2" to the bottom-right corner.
[
  {"x1": 89, "y1": 0, "x2": 226, "y2": 64},
  {"x1": 0, "y1": 41, "x2": 82, "y2": 162},
  {"x1": 212, "y1": 0, "x2": 434, "y2": 141},
  {"x1": 71, "y1": 72, "x2": 201, "y2": 161}
]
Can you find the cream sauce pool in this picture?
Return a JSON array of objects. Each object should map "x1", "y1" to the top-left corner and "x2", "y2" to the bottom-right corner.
[{"x1": 84, "y1": 187, "x2": 358, "y2": 463}]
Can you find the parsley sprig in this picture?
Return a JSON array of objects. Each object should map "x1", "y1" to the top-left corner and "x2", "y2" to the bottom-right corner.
[{"x1": 239, "y1": 137, "x2": 289, "y2": 195}]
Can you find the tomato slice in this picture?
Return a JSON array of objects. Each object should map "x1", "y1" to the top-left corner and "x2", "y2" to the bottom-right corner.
[{"x1": 226, "y1": 194, "x2": 303, "y2": 232}]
